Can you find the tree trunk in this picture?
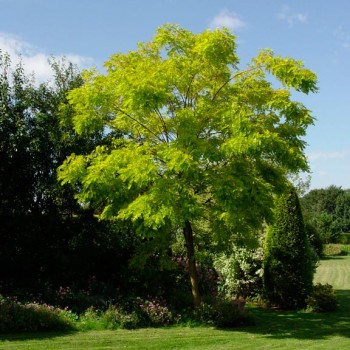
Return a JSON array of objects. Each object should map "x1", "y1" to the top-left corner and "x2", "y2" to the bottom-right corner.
[{"x1": 183, "y1": 219, "x2": 201, "y2": 309}]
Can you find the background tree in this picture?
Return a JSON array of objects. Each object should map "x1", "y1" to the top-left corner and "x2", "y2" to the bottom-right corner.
[
  {"x1": 58, "y1": 24, "x2": 317, "y2": 308},
  {"x1": 0, "y1": 52, "x2": 134, "y2": 294},
  {"x1": 264, "y1": 186, "x2": 314, "y2": 309},
  {"x1": 301, "y1": 186, "x2": 350, "y2": 243}
]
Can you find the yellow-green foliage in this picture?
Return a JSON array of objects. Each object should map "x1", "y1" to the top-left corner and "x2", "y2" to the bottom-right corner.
[
  {"x1": 58, "y1": 24, "x2": 317, "y2": 238},
  {"x1": 57, "y1": 24, "x2": 317, "y2": 307}
]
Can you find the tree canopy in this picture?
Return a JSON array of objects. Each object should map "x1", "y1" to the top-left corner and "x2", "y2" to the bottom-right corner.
[
  {"x1": 301, "y1": 186, "x2": 350, "y2": 242},
  {"x1": 0, "y1": 52, "x2": 130, "y2": 292},
  {"x1": 58, "y1": 24, "x2": 318, "y2": 307}
]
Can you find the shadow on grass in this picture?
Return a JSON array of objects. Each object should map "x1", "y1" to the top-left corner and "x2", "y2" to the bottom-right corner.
[
  {"x1": 238, "y1": 289, "x2": 350, "y2": 340},
  {"x1": 0, "y1": 330, "x2": 77, "y2": 342},
  {"x1": 321, "y1": 256, "x2": 348, "y2": 260}
]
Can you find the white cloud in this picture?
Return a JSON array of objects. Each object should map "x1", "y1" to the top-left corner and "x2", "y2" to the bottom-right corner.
[
  {"x1": 0, "y1": 32, "x2": 94, "y2": 83},
  {"x1": 308, "y1": 149, "x2": 350, "y2": 161},
  {"x1": 210, "y1": 10, "x2": 246, "y2": 31},
  {"x1": 277, "y1": 5, "x2": 307, "y2": 26}
]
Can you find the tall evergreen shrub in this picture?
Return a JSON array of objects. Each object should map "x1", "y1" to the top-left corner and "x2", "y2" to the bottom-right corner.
[{"x1": 263, "y1": 186, "x2": 314, "y2": 309}]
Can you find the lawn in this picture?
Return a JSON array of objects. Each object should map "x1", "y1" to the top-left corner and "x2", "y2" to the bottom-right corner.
[
  {"x1": 314, "y1": 255, "x2": 350, "y2": 289},
  {"x1": 1, "y1": 256, "x2": 350, "y2": 350}
]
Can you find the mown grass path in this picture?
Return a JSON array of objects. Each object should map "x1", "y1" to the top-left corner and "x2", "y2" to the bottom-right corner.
[
  {"x1": 314, "y1": 255, "x2": 350, "y2": 289},
  {"x1": 1, "y1": 256, "x2": 350, "y2": 350}
]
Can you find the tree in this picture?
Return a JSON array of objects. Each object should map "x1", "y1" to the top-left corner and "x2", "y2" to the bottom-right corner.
[
  {"x1": 301, "y1": 186, "x2": 350, "y2": 243},
  {"x1": 263, "y1": 186, "x2": 314, "y2": 309},
  {"x1": 0, "y1": 52, "x2": 35, "y2": 216},
  {"x1": 0, "y1": 52, "x2": 126, "y2": 291},
  {"x1": 58, "y1": 25, "x2": 317, "y2": 308},
  {"x1": 333, "y1": 191, "x2": 350, "y2": 234},
  {"x1": 0, "y1": 53, "x2": 86, "y2": 218}
]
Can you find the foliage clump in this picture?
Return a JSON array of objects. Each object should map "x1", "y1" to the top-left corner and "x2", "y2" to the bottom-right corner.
[
  {"x1": 305, "y1": 222, "x2": 324, "y2": 257},
  {"x1": 301, "y1": 186, "x2": 350, "y2": 243},
  {"x1": 306, "y1": 283, "x2": 337, "y2": 312},
  {"x1": 323, "y1": 244, "x2": 348, "y2": 256},
  {"x1": 263, "y1": 186, "x2": 314, "y2": 309},
  {"x1": 196, "y1": 298, "x2": 250, "y2": 328},
  {"x1": 79, "y1": 296, "x2": 177, "y2": 330},
  {"x1": 214, "y1": 245, "x2": 263, "y2": 299},
  {"x1": 0, "y1": 295, "x2": 76, "y2": 333}
]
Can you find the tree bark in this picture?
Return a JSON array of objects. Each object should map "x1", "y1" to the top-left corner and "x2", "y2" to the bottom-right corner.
[{"x1": 183, "y1": 219, "x2": 201, "y2": 309}]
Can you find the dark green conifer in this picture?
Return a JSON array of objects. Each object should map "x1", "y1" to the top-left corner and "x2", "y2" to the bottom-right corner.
[{"x1": 264, "y1": 186, "x2": 314, "y2": 309}]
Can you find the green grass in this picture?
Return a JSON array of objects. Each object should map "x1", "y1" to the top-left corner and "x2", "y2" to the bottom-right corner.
[
  {"x1": 314, "y1": 255, "x2": 350, "y2": 289},
  {"x1": 1, "y1": 256, "x2": 350, "y2": 350}
]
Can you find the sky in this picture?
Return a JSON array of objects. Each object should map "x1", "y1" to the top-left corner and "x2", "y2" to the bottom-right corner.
[{"x1": 0, "y1": 0, "x2": 349, "y2": 190}]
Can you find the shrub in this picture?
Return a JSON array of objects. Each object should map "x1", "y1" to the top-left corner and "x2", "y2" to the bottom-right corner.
[
  {"x1": 52, "y1": 283, "x2": 110, "y2": 314},
  {"x1": 78, "y1": 307, "x2": 103, "y2": 330},
  {"x1": 214, "y1": 246, "x2": 263, "y2": 299},
  {"x1": 196, "y1": 298, "x2": 248, "y2": 328},
  {"x1": 0, "y1": 295, "x2": 76, "y2": 332},
  {"x1": 306, "y1": 283, "x2": 337, "y2": 312},
  {"x1": 134, "y1": 296, "x2": 176, "y2": 327},
  {"x1": 172, "y1": 257, "x2": 218, "y2": 301},
  {"x1": 340, "y1": 244, "x2": 350, "y2": 254},
  {"x1": 305, "y1": 222, "x2": 323, "y2": 257},
  {"x1": 79, "y1": 296, "x2": 176, "y2": 330},
  {"x1": 101, "y1": 306, "x2": 140, "y2": 329},
  {"x1": 264, "y1": 186, "x2": 314, "y2": 309},
  {"x1": 323, "y1": 244, "x2": 348, "y2": 256},
  {"x1": 77, "y1": 305, "x2": 142, "y2": 330},
  {"x1": 339, "y1": 233, "x2": 350, "y2": 244}
]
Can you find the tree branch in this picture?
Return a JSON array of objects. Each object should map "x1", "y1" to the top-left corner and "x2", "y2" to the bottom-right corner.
[
  {"x1": 211, "y1": 65, "x2": 263, "y2": 102},
  {"x1": 114, "y1": 105, "x2": 164, "y2": 142}
]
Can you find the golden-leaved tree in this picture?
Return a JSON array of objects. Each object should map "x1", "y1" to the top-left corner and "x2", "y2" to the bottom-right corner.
[{"x1": 58, "y1": 24, "x2": 317, "y2": 308}]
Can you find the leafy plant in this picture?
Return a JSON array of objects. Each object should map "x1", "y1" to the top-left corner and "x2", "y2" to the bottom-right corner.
[
  {"x1": 100, "y1": 306, "x2": 141, "y2": 330},
  {"x1": 78, "y1": 307, "x2": 103, "y2": 330},
  {"x1": 214, "y1": 246, "x2": 263, "y2": 299},
  {"x1": 134, "y1": 296, "x2": 175, "y2": 326},
  {"x1": 323, "y1": 244, "x2": 348, "y2": 256},
  {"x1": 305, "y1": 222, "x2": 323, "y2": 257},
  {"x1": 0, "y1": 295, "x2": 76, "y2": 333},
  {"x1": 196, "y1": 298, "x2": 248, "y2": 328},
  {"x1": 306, "y1": 283, "x2": 337, "y2": 312}
]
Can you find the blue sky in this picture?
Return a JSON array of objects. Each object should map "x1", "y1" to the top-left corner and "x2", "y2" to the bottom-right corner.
[{"x1": 1, "y1": 0, "x2": 349, "y2": 190}]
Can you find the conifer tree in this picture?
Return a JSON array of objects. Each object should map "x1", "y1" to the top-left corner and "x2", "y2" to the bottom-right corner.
[{"x1": 264, "y1": 186, "x2": 314, "y2": 309}]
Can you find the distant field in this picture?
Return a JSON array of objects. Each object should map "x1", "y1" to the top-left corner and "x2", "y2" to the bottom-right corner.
[{"x1": 1, "y1": 256, "x2": 350, "y2": 350}]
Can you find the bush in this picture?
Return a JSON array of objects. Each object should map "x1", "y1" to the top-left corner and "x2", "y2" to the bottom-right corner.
[
  {"x1": 133, "y1": 296, "x2": 175, "y2": 327},
  {"x1": 305, "y1": 222, "x2": 323, "y2": 257},
  {"x1": 306, "y1": 283, "x2": 337, "y2": 312},
  {"x1": 0, "y1": 295, "x2": 76, "y2": 332},
  {"x1": 101, "y1": 306, "x2": 141, "y2": 329},
  {"x1": 214, "y1": 246, "x2": 263, "y2": 299},
  {"x1": 78, "y1": 296, "x2": 176, "y2": 330},
  {"x1": 340, "y1": 244, "x2": 350, "y2": 254},
  {"x1": 323, "y1": 244, "x2": 348, "y2": 256},
  {"x1": 78, "y1": 305, "x2": 141, "y2": 330},
  {"x1": 196, "y1": 298, "x2": 248, "y2": 328},
  {"x1": 78, "y1": 307, "x2": 103, "y2": 330},
  {"x1": 339, "y1": 233, "x2": 350, "y2": 244}
]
